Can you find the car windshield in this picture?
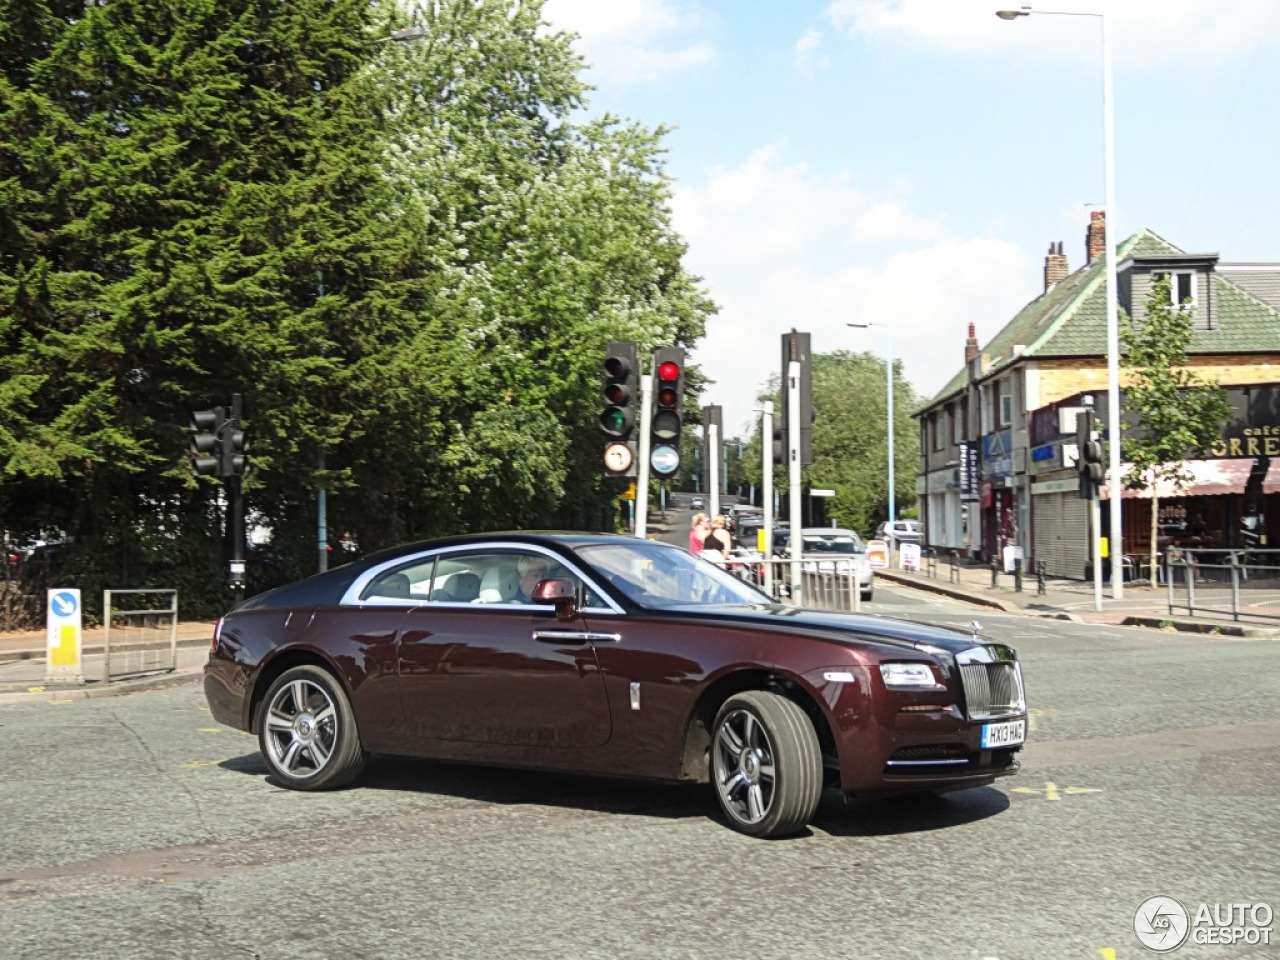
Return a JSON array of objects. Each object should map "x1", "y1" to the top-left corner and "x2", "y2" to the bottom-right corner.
[
  {"x1": 802, "y1": 534, "x2": 864, "y2": 554},
  {"x1": 575, "y1": 540, "x2": 772, "y2": 609}
]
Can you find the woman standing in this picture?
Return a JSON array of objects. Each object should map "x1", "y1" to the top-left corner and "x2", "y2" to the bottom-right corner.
[
  {"x1": 701, "y1": 515, "x2": 733, "y2": 564},
  {"x1": 688, "y1": 513, "x2": 710, "y2": 555}
]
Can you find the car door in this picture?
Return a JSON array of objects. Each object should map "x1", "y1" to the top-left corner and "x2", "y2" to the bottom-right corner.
[{"x1": 394, "y1": 548, "x2": 613, "y2": 749}]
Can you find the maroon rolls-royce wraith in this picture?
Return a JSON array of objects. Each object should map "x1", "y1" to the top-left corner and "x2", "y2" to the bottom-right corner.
[{"x1": 204, "y1": 532, "x2": 1026, "y2": 837}]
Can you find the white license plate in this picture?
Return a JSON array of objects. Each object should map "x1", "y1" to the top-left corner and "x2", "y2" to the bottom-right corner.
[{"x1": 981, "y1": 719, "x2": 1026, "y2": 748}]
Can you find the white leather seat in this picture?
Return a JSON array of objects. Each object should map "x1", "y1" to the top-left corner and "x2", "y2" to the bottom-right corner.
[{"x1": 476, "y1": 564, "x2": 519, "y2": 603}]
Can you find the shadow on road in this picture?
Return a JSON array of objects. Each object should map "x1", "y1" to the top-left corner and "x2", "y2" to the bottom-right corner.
[
  {"x1": 219, "y1": 751, "x2": 1010, "y2": 837},
  {"x1": 813, "y1": 786, "x2": 1010, "y2": 837}
]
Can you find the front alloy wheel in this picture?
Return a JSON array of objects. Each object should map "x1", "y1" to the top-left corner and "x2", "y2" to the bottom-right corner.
[
  {"x1": 711, "y1": 691, "x2": 822, "y2": 838},
  {"x1": 258, "y1": 665, "x2": 366, "y2": 791}
]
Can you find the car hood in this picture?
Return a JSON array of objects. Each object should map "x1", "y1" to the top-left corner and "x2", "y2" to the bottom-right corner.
[{"x1": 664, "y1": 603, "x2": 995, "y2": 657}]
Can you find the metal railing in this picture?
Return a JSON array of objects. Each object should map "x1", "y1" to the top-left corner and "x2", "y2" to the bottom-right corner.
[
  {"x1": 1165, "y1": 549, "x2": 1280, "y2": 623},
  {"x1": 102, "y1": 589, "x2": 179, "y2": 682},
  {"x1": 727, "y1": 556, "x2": 865, "y2": 612}
]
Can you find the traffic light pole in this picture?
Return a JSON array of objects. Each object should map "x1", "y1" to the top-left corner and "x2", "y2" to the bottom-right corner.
[
  {"x1": 229, "y1": 393, "x2": 246, "y2": 604},
  {"x1": 635, "y1": 373, "x2": 653, "y2": 539},
  {"x1": 1090, "y1": 495, "x2": 1103, "y2": 613},
  {"x1": 761, "y1": 401, "x2": 775, "y2": 595},
  {"x1": 1077, "y1": 408, "x2": 1103, "y2": 612},
  {"x1": 708, "y1": 423, "x2": 720, "y2": 521},
  {"x1": 788, "y1": 360, "x2": 803, "y2": 599}
]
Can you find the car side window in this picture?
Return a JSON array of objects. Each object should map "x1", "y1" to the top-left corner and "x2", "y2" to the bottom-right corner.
[
  {"x1": 426, "y1": 549, "x2": 580, "y2": 606},
  {"x1": 361, "y1": 558, "x2": 437, "y2": 602}
]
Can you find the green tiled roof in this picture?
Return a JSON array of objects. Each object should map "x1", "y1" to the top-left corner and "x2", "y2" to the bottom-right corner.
[{"x1": 923, "y1": 228, "x2": 1280, "y2": 410}]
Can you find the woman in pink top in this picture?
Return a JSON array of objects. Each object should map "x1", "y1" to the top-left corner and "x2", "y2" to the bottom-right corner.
[{"x1": 688, "y1": 513, "x2": 710, "y2": 554}]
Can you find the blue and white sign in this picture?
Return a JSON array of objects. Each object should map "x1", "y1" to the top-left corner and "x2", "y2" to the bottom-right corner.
[
  {"x1": 958, "y1": 441, "x2": 979, "y2": 502},
  {"x1": 650, "y1": 444, "x2": 680, "y2": 476},
  {"x1": 51, "y1": 591, "x2": 78, "y2": 617},
  {"x1": 982, "y1": 430, "x2": 1013, "y2": 479}
]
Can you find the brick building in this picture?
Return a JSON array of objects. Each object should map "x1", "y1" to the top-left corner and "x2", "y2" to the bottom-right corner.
[{"x1": 915, "y1": 215, "x2": 1280, "y2": 577}]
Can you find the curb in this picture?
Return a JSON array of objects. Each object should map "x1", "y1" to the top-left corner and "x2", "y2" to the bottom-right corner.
[
  {"x1": 1119, "y1": 615, "x2": 1280, "y2": 639},
  {"x1": 0, "y1": 669, "x2": 203, "y2": 705},
  {"x1": 875, "y1": 571, "x2": 1020, "y2": 613},
  {"x1": 0, "y1": 634, "x2": 212, "y2": 665}
]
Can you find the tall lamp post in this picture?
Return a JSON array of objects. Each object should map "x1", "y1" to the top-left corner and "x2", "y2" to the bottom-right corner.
[
  {"x1": 996, "y1": 4, "x2": 1123, "y2": 599},
  {"x1": 848, "y1": 322, "x2": 895, "y2": 532}
]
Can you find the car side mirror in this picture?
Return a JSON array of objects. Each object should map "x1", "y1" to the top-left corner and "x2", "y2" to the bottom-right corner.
[{"x1": 532, "y1": 578, "x2": 577, "y2": 620}]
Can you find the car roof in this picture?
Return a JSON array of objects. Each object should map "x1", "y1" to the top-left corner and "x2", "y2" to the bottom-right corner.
[{"x1": 235, "y1": 531, "x2": 661, "y2": 612}]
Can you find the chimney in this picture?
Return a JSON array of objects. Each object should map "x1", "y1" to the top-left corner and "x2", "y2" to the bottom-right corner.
[
  {"x1": 964, "y1": 322, "x2": 979, "y2": 366},
  {"x1": 1086, "y1": 210, "x2": 1106, "y2": 263},
  {"x1": 1044, "y1": 241, "x2": 1068, "y2": 290}
]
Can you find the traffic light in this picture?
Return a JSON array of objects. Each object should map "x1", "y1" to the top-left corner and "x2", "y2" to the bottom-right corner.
[
  {"x1": 221, "y1": 419, "x2": 248, "y2": 476},
  {"x1": 1076, "y1": 409, "x2": 1104, "y2": 499},
  {"x1": 601, "y1": 340, "x2": 638, "y2": 477},
  {"x1": 191, "y1": 403, "x2": 249, "y2": 478},
  {"x1": 702, "y1": 404, "x2": 722, "y2": 492},
  {"x1": 191, "y1": 407, "x2": 226, "y2": 477},
  {"x1": 650, "y1": 346, "x2": 685, "y2": 476},
  {"x1": 779, "y1": 330, "x2": 814, "y2": 465}
]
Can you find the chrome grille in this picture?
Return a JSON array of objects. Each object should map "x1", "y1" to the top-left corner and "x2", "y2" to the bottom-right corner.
[{"x1": 959, "y1": 660, "x2": 1024, "y2": 720}]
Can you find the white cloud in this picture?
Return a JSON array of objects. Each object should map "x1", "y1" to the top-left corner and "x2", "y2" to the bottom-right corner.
[
  {"x1": 793, "y1": 28, "x2": 830, "y2": 71},
  {"x1": 542, "y1": 0, "x2": 715, "y2": 83},
  {"x1": 824, "y1": 0, "x2": 1280, "y2": 69},
  {"x1": 672, "y1": 146, "x2": 1034, "y2": 435}
]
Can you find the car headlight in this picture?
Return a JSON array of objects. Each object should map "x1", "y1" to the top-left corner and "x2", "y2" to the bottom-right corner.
[{"x1": 879, "y1": 662, "x2": 942, "y2": 688}]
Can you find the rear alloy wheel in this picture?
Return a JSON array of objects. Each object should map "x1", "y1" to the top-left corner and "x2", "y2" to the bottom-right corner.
[
  {"x1": 711, "y1": 691, "x2": 823, "y2": 838},
  {"x1": 258, "y1": 665, "x2": 366, "y2": 790}
]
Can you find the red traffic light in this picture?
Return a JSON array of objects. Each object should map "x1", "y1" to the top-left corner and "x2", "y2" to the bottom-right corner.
[
  {"x1": 605, "y1": 355, "x2": 632, "y2": 379},
  {"x1": 657, "y1": 360, "x2": 680, "y2": 382}
]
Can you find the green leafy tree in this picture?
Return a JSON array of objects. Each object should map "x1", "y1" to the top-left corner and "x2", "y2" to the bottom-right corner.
[
  {"x1": 0, "y1": 0, "x2": 713, "y2": 623},
  {"x1": 1120, "y1": 274, "x2": 1231, "y2": 579}
]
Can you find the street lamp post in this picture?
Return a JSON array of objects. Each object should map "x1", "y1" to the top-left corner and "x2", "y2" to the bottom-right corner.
[
  {"x1": 848, "y1": 322, "x2": 895, "y2": 533},
  {"x1": 996, "y1": 4, "x2": 1123, "y2": 599}
]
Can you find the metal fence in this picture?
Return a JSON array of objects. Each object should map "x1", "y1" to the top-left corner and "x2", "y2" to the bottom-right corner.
[
  {"x1": 102, "y1": 589, "x2": 179, "y2": 682},
  {"x1": 728, "y1": 556, "x2": 866, "y2": 612},
  {"x1": 1165, "y1": 549, "x2": 1280, "y2": 623}
]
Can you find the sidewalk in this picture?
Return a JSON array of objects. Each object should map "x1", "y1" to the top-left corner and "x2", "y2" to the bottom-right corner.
[
  {"x1": 0, "y1": 621, "x2": 217, "y2": 704},
  {"x1": 876, "y1": 560, "x2": 1280, "y2": 639}
]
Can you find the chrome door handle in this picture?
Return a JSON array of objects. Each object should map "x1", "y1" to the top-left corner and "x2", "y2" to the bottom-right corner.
[{"x1": 532, "y1": 630, "x2": 621, "y2": 644}]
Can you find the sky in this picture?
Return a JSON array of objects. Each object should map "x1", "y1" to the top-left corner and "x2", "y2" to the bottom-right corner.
[{"x1": 539, "y1": 0, "x2": 1280, "y2": 438}]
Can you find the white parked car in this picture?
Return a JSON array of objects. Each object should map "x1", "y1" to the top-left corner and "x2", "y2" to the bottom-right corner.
[
  {"x1": 798, "y1": 528, "x2": 874, "y2": 601},
  {"x1": 875, "y1": 520, "x2": 923, "y2": 546}
]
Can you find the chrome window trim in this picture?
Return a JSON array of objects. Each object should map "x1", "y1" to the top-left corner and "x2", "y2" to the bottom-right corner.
[{"x1": 339, "y1": 542, "x2": 626, "y2": 615}]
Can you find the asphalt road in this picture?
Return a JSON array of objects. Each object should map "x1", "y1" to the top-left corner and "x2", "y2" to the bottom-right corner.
[{"x1": 0, "y1": 597, "x2": 1276, "y2": 959}]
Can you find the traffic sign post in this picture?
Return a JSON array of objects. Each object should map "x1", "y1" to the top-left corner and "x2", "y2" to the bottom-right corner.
[{"x1": 45, "y1": 588, "x2": 84, "y2": 685}]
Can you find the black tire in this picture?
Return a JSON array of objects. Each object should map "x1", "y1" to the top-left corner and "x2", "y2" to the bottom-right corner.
[
  {"x1": 257, "y1": 665, "x2": 366, "y2": 791},
  {"x1": 861, "y1": 587, "x2": 873, "y2": 602},
  {"x1": 710, "y1": 691, "x2": 823, "y2": 838}
]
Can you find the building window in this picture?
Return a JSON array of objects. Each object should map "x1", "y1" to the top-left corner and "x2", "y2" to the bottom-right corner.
[
  {"x1": 952, "y1": 402, "x2": 963, "y2": 444},
  {"x1": 932, "y1": 413, "x2": 944, "y2": 451},
  {"x1": 1158, "y1": 271, "x2": 1195, "y2": 310},
  {"x1": 998, "y1": 380, "x2": 1012, "y2": 428}
]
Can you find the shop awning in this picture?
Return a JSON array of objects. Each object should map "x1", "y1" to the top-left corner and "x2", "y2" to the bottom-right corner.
[{"x1": 1100, "y1": 459, "x2": 1280, "y2": 499}]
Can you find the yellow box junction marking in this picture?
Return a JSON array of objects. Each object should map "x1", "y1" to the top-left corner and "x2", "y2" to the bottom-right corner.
[{"x1": 1011, "y1": 781, "x2": 1102, "y2": 801}]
